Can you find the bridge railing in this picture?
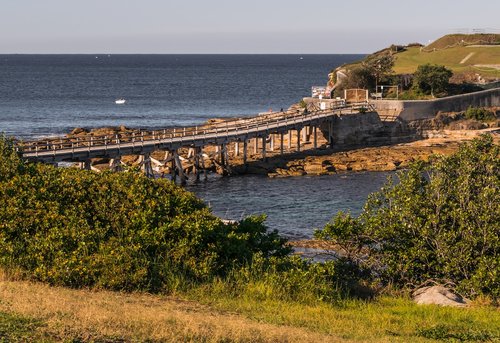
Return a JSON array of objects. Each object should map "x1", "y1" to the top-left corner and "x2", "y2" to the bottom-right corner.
[{"x1": 19, "y1": 102, "x2": 371, "y2": 155}]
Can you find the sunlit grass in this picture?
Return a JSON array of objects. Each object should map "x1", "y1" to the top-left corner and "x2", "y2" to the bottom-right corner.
[
  {"x1": 0, "y1": 278, "x2": 498, "y2": 342},
  {"x1": 394, "y1": 46, "x2": 500, "y2": 78},
  {"x1": 187, "y1": 281, "x2": 499, "y2": 342}
]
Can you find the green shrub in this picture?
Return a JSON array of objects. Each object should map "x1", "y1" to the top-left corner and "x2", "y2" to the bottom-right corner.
[
  {"x1": 0, "y1": 138, "x2": 289, "y2": 292},
  {"x1": 194, "y1": 253, "x2": 345, "y2": 304},
  {"x1": 412, "y1": 63, "x2": 452, "y2": 97},
  {"x1": 315, "y1": 135, "x2": 499, "y2": 298},
  {"x1": 465, "y1": 106, "x2": 495, "y2": 121}
]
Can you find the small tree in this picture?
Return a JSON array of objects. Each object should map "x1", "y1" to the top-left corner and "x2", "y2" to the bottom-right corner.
[
  {"x1": 363, "y1": 54, "x2": 395, "y2": 90},
  {"x1": 412, "y1": 64, "x2": 452, "y2": 97}
]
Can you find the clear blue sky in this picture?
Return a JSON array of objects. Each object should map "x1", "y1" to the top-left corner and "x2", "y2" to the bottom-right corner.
[{"x1": 1, "y1": 0, "x2": 499, "y2": 53}]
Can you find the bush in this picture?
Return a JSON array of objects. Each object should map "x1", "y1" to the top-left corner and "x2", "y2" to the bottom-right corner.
[
  {"x1": 465, "y1": 106, "x2": 495, "y2": 121},
  {"x1": 412, "y1": 63, "x2": 452, "y2": 97},
  {"x1": 315, "y1": 135, "x2": 500, "y2": 298},
  {"x1": 0, "y1": 138, "x2": 289, "y2": 292}
]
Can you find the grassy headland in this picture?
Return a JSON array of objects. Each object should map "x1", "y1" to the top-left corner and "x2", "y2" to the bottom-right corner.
[
  {"x1": 330, "y1": 33, "x2": 500, "y2": 99},
  {"x1": 393, "y1": 45, "x2": 500, "y2": 78}
]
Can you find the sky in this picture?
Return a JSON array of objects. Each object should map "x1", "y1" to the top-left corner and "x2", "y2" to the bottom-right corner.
[{"x1": 1, "y1": 0, "x2": 499, "y2": 54}]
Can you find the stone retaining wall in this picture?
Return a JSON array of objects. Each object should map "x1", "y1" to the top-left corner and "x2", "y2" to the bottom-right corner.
[{"x1": 371, "y1": 88, "x2": 500, "y2": 121}]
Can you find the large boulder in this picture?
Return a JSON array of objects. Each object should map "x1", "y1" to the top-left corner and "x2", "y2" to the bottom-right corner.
[{"x1": 413, "y1": 285, "x2": 470, "y2": 307}]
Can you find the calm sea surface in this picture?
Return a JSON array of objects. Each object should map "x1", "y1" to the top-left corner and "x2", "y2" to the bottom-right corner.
[
  {"x1": 0, "y1": 54, "x2": 362, "y2": 139},
  {"x1": 0, "y1": 54, "x2": 391, "y2": 238}
]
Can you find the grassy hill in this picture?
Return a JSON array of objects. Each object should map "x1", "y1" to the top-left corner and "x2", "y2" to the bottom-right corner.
[
  {"x1": 394, "y1": 34, "x2": 500, "y2": 81},
  {"x1": 394, "y1": 45, "x2": 500, "y2": 80},
  {"x1": 337, "y1": 34, "x2": 500, "y2": 83},
  {"x1": 423, "y1": 33, "x2": 500, "y2": 51}
]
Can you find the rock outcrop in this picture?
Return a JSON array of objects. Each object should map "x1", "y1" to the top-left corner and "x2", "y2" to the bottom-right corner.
[{"x1": 413, "y1": 285, "x2": 470, "y2": 307}]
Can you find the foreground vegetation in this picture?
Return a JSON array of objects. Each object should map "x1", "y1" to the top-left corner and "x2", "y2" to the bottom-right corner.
[
  {"x1": 1, "y1": 279, "x2": 498, "y2": 342},
  {"x1": 0, "y1": 135, "x2": 499, "y2": 341},
  {"x1": 315, "y1": 135, "x2": 499, "y2": 299}
]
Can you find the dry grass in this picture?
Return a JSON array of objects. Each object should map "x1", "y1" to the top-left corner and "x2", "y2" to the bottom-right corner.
[{"x1": 0, "y1": 279, "x2": 337, "y2": 342}]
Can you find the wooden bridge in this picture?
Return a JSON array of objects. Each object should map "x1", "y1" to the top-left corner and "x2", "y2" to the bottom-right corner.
[{"x1": 18, "y1": 102, "x2": 372, "y2": 183}]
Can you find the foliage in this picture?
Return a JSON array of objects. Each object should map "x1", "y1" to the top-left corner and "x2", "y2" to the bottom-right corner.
[
  {"x1": 0, "y1": 138, "x2": 290, "y2": 292},
  {"x1": 416, "y1": 324, "x2": 497, "y2": 341},
  {"x1": 197, "y1": 254, "x2": 343, "y2": 304},
  {"x1": 345, "y1": 66, "x2": 375, "y2": 90},
  {"x1": 465, "y1": 106, "x2": 496, "y2": 121},
  {"x1": 412, "y1": 63, "x2": 453, "y2": 96},
  {"x1": 338, "y1": 53, "x2": 395, "y2": 94},
  {"x1": 0, "y1": 135, "x2": 26, "y2": 183},
  {"x1": 315, "y1": 135, "x2": 500, "y2": 298},
  {"x1": 362, "y1": 53, "x2": 395, "y2": 87},
  {"x1": 0, "y1": 312, "x2": 46, "y2": 342}
]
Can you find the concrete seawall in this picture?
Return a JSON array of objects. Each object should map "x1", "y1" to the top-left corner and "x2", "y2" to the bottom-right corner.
[{"x1": 372, "y1": 88, "x2": 500, "y2": 121}]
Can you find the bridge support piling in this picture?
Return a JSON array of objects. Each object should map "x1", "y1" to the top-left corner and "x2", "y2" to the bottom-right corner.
[
  {"x1": 82, "y1": 159, "x2": 92, "y2": 171},
  {"x1": 313, "y1": 125, "x2": 317, "y2": 149},
  {"x1": 224, "y1": 144, "x2": 229, "y2": 167},
  {"x1": 297, "y1": 129, "x2": 301, "y2": 152},
  {"x1": 141, "y1": 153, "x2": 155, "y2": 178},
  {"x1": 253, "y1": 137, "x2": 258, "y2": 154},
  {"x1": 288, "y1": 130, "x2": 292, "y2": 150},
  {"x1": 173, "y1": 150, "x2": 187, "y2": 185},
  {"x1": 328, "y1": 119, "x2": 334, "y2": 147},
  {"x1": 109, "y1": 157, "x2": 123, "y2": 172},
  {"x1": 262, "y1": 136, "x2": 267, "y2": 160},
  {"x1": 170, "y1": 157, "x2": 176, "y2": 183},
  {"x1": 280, "y1": 132, "x2": 284, "y2": 155},
  {"x1": 234, "y1": 141, "x2": 239, "y2": 157},
  {"x1": 243, "y1": 140, "x2": 248, "y2": 166},
  {"x1": 302, "y1": 127, "x2": 307, "y2": 143},
  {"x1": 270, "y1": 134, "x2": 274, "y2": 152},
  {"x1": 201, "y1": 151, "x2": 208, "y2": 181},
  {"x1": 194, "y1": 147, "x2": 201, "y2": 182},
  {"x1": 220, "y1": 144, "x2": 226, "y2": 166}
]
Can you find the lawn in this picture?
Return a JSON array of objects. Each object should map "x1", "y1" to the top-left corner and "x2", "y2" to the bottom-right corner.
[
  {"x1": 394, "y1": 46, "x2": 500, "y2": 78},
  {"x1": 1, "y1": 279, "x2": 498, "y2": 342}
]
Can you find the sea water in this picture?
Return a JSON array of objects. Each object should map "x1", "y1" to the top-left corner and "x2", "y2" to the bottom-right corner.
[{"x1": 0, "y1": 54, "x2": 392, "y2": 238}]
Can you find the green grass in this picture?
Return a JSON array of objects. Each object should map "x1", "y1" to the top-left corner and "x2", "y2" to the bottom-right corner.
[
  {"x1": 394, "y1": 46, "x2": 500, "y2": 78},
  {"x1": 0, "y1": 312, "x2": 50, "y2": 342},
  {"x1": 187, "y1": 283, "x2": 500, "y2": 342},
  {"x1": 424, "y1": 34, "x2": 500, "y2": 51}
]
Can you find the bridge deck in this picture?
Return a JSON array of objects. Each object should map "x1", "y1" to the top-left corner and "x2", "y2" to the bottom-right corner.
[{"x1": 19, "y1": 102, "x2": 371, "y2": 163}]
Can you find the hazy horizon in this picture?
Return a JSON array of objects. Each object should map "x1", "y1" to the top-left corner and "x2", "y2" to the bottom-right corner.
[{"x1": 1, "y1": 0, "x2": 499, "y2": 54}]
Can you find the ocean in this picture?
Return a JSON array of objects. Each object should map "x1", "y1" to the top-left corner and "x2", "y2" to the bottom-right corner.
[
  {"x1": 0, "y1": 54, "x2": 362, "y2": 139},
  {"x1": 0, "y1": 54, "x2": 392, "y2": 238}
]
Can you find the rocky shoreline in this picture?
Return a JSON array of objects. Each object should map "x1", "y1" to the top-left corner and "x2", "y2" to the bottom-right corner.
[{"x1": 51, "y1": 108, "x2": 500, "y2": 178}]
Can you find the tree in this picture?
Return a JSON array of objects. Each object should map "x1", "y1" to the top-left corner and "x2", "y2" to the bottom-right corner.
[
  {"x1": 363, "y1": 54, "x2": 395, "y2": 90},
  {"x1": 315, "y1": 135, "x2": 499, "y2": 298},
  {"x1": 412, "y1": 63, "x2": 452, "y2": 97}
]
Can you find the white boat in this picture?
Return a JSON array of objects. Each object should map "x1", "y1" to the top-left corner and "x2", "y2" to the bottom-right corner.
[{"x1": 115, "y1": 98, "x2": 126, "y2": 105}]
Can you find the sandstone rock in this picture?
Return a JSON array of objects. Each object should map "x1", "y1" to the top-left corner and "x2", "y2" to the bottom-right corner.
[
  {"x1": 70, "y1": 127, "x2": 88, "y2": 135},
  {"x1": 413, "y1": 285, "x2": 469, "y2": 307},
  {"x1": 303, "y1": 162, "x2": 324, "y2": 174},
  {"x1": 91, "y1": 127, "x2": 119, "y2": 136},
  {"x1": 334, "y1": 163, "x2": 350, "y2": 171}
]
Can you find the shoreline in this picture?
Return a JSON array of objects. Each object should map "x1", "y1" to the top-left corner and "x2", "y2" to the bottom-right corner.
[{"x1": 229, "y1": 127, "x2": 500, "y2": 178}]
